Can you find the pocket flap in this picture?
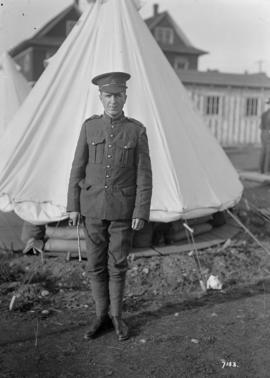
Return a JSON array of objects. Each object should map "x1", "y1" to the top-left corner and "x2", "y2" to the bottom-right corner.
[
  {"x1": 116, "y1": 140, "x2": 136, "y2": 149},
  {"x1": 90, "y1": 136, "x2": 105, "y2": 146}
]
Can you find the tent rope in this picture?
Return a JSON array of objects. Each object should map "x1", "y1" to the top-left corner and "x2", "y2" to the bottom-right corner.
[
  {"x1": 149, "y1": 245, "x2": 164, "y2": 256},
  {"x1": 243, "y1": 197, "x2": 270, "y2": 224},
  {"x1": 76, "y1": 216, "x2": 82, "y2": 262},
  {"x1": 226, "y1": 209, "x2": 270, "y2": 255},
  {"x1": 183, "y1": 221, "x2": 206, "y2": 291}
]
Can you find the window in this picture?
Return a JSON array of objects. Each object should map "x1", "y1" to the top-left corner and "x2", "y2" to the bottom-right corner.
[
  {"x1": 174, "y1": 57, "x2": 188, "y2": 70},
  {"x1": 206, "y1": 96, "x2": 220, "y2": 115},
  {"x1": 245, "y1": 97, "x2": 258, "y2": 116},
  {"x1": 154, "y1": 27, "x2": 174, "y2": 44},
  {"x1": 66, "y1": 20, "x2": 76, "y2": 36}
]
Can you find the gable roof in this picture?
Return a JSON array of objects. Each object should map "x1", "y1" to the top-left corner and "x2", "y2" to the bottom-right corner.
[
  {"x1": 9, "y1": 4, "x2": 81, "y2": 57},
  {"x1": 177, "y1": 69, "x2": 270, "y2": 89},
  {"x1": 145, "y1": 11, "x2": 207, "y2": 56},
  {"x1": 33, "y1": 3, "x2": 81, "y2": 39}
]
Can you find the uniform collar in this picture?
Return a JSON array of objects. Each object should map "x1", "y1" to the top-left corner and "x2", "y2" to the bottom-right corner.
[{"x1": 103, "y1": 111, "x2": 125, "y2": 124}]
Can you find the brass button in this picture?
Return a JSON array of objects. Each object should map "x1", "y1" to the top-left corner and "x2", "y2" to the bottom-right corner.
[
  {"x1": 124, "y1": 145, "x2": 128, "y2": 149},
  {"x1": 91, "y1": 142, "x2": 95, "y2": 145},
  {"x1": 108, "y1": 144, "x2": 112, "y2": 148},
  {"x1": 110, "y1": 134, "x2": 114, "y2": 138},
  {"x1": 106, "y1": 165, "x2": 111, "y2": 168},
  {"x1": 106, "y1": 174, "x2": 110, "y2": 178},
  {"x1": 107, "y1": 155, "x2": 112, "y2": 158},
  {"x1": 104, "y1": 185, "x2": 108, "y2": 189}
]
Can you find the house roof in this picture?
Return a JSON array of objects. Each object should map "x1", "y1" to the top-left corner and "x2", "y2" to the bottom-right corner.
[
  {"x1": 33, "y1": 3, "x2": 81, "y2": 38},
  {"x1": 145, "y1": 11, "x2": 207, "y2": 56},
  {"x1": 9, "y1": 4, "x2": 81, "y2": 57},
  {"x1": 177, "y1": 69, "x2": 270, "y2": 89},
  {"x1": 159, "y1": 44, "x2": 207, "y2": 55},
  {"x1": 10, "y1": 4, "x2": 207, "y2": 58}
]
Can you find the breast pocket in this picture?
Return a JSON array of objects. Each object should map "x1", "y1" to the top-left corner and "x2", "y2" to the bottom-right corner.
[
  {"x1": 115, "y1": 140, "x2": 136, "y2": 167},
  {"x1": 89, "y1": 137, "x2": 105, "y2": 164}
]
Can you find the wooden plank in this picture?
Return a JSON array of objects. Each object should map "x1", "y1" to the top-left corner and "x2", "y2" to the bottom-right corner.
[
  {"x1": 238, "y1": 170, "x2": 270, "y2": 183},
  {"x1": 131, "y1": 222, "x2": 240, "y2": 258}
]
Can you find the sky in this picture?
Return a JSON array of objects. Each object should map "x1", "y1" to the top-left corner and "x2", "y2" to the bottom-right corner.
[{"x1": 0, "y1": 0, "x2": 270, "y2": 76}]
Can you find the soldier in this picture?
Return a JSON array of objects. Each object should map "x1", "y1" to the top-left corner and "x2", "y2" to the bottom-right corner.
[
  {"x1": 259, "y1": 98, "x2": 270, "y2": 173},
  {"x1": 67, "y1": 72, "x2": 152, "y2": 341}
]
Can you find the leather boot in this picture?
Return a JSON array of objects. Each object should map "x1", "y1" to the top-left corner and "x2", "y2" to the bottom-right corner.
[
  {"x1": 84, "y1": 313, "x2": 113, "y2": 340},
  {"x1": 109, "y1": 279, "x2": 125, "y2": 318},
  {"x1": 111, "y1": 316, "x2": 129, "y2": 341},
  {"x1": 91, "y1": 279, "x2": 110, "y2": 317}
]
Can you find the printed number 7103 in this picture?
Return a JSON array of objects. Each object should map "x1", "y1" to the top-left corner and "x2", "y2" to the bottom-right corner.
[{"x1": 221, "y1": 359, "x2": 239, "y2": 368}]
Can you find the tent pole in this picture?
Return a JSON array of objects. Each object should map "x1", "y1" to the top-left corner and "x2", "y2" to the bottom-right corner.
[{"x1": 226, "y1": 209, "x2": 270, "y2": 255}]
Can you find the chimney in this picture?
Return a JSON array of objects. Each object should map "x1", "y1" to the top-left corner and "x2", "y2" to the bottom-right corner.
[{"x1": 153, "y1": 3, "x2": 159, "y2": 16}]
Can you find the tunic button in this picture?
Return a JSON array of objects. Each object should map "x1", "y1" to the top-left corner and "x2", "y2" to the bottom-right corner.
[
  {"x1": 104, "y1": 185, "x2": 108, "y2": 189},
  {"x1": 107, "y1": 155, "x2": 112, "y2": 158},
  {"x1": 110, "y1": 134, "x2": 114, "y2": 138},
  {"x1": 91, "y1": 142, "x2": 95, "y2": 145},
  {"x1": 106, "y1": 165, "x2": 111, "y2": 168},
  {"x1": 124, "y1": 145, "x2": 128, "y2": 149},
  {"x1": 108, "y1": 144, "x2": 112, "y2": 148},
  {"x1": 106, "y1": 174, "x2": 110, "y2": 178},
  {"x1": 111, "y1": 125, "x2": 114, "y2": 128}
]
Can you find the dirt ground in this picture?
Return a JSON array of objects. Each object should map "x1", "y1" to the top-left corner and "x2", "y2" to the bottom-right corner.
[{"x1": 1, "y1": 145, "x2": 270, "y2": 378}]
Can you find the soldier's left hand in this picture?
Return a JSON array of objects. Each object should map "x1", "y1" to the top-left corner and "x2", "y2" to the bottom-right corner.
[{"x1": 132, "y1": 218, "x2": 145, "y2": 231}]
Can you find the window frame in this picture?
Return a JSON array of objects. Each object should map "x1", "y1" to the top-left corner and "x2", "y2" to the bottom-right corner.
[
  {"x1": 154, "y1": 26, "x2": 174, "y2": 45},
  {"x1": 205, "y1": 95, "x2": 220, "y2": 115},
  {"x1": 245, "y1": 97, "x2": 258, "y2": 117},
  {"x1": 174, "y1": 57, "x2": 189, "y2": 70}
]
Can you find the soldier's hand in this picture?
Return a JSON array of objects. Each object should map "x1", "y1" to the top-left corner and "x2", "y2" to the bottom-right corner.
[
  {"x1": 132, "y1": 218, "x2": 145, "y2": 231},
  {"x1": 68, "y1": 212, "x2": 80, "y2": 227}
]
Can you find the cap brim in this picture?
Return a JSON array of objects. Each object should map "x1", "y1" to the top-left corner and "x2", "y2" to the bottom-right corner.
[{"x1": 99, "y1": 85, "x2": 127, "y2": 93}]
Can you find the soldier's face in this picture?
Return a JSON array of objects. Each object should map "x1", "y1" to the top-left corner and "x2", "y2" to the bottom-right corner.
[{"x1": 99, "y1": 91, "x2": 127, "y2": 118}]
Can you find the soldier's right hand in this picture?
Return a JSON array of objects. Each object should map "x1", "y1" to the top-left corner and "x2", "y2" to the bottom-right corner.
[{"x1": 68, "y1": 212, "x2": 80, "y2": 226}]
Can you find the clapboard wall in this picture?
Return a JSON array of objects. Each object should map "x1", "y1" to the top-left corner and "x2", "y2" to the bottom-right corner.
[{"x1": 185, "y1": 85, "x2": 270, "y2": 146}]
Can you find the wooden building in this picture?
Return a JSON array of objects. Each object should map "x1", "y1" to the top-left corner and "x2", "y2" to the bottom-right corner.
[
  {"x1": 9, "y1": 1, "x2": 270, "y2": 146},
  {"x1": 9, "y1": 4, "x2": 81, "y2": 83},
  {"x1": 178, "y1": 70, "x2": 270, "y2": 146},
  {"x1": 145, "y1": 4, "x2": 207, "y2": 71}
]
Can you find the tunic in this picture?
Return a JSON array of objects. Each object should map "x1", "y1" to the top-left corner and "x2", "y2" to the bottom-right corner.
[{"x1": 67, "y1": 112, "x2": 152, "y2": 221}]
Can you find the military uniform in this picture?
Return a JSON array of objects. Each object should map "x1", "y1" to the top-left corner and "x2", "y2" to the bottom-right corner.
[
  {"x1": 67, "y1": 111, "x2": 152, "y2": 317},
  {"x1": 67, "y1": 112, "x2": 152, "y2": 221},
  {"x1": 260, "y1": 108, "x2": 270, "y2": 173}
]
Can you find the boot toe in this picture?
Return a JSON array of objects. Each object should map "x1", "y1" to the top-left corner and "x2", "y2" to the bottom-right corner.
[
  {"x1": 84, "y1": 314, "x2": 113, "y2": 340},
  {"x1": 112, "y1": 317, "x2": 129, "y2": 341}
]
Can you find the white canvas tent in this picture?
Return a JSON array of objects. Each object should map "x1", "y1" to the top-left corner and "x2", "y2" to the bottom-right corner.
[
  {"x1": 0, "y1": 0, "x2": 243, "y2": 225},
  {"x1": 0, "y1": 52, "x2": 31, "y2": 137},
  {"x1": 0, "y1": 52, "x2": 31, "y2": 251}
]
